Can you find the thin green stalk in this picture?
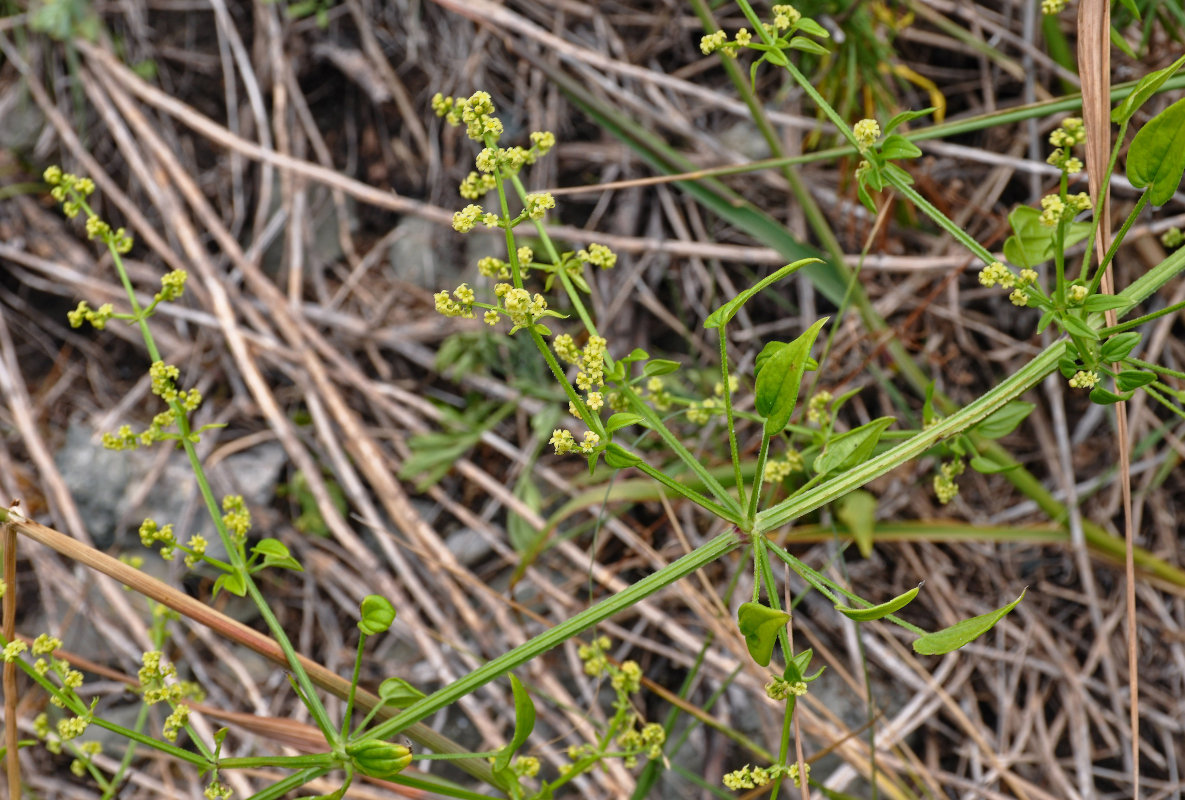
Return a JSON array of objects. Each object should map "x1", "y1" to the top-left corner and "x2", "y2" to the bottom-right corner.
[
  {"x1": 1098, "y1": 296, "x2": 1185, "y2": 335},
  {"x1": 719, "y1": 325, "x2": 747, "y2": 511},
  {"x1": 1087, "y1": 192, "x2": 1150, "y2": 295},
  {"x1": 364, "y1": 531, "x2": 740, "y2": 743},
  {"x1": 757, "y1": 340, "x2": 1066, "y2": 531},
  {"x1": 64, "y1": 190, "x2": 337, "y2": 746},
  {"x1": 624, "y1": 392, "x2": 744, "y2": 518}
]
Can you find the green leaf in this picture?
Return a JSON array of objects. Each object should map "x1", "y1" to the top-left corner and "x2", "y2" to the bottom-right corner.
[
  {"x1": 212, "y1": 570, "x2": 246, "y2": 599},
  {"x1": 705, "y1": 258, "x2": 821, "y2": 330},
  {"x1": 754, "y1": 318, "x2": 829, "y2": 436},
  {"x1": 1036, "y1": 310, "x2": 1056, "y2": 334},
  {"x1": 1116, "y1": 369, "x2": 1156, "y2": 391},
  {"x1": 358, "y1": 595, "x2": 396, "y2": 636},
  {"x1": 882, "y1": 162, "x2": 914, "y2": 185},
  {"x1": 879, "y1": 134, "x2": 923, "y2": 160},
  {"x1": 642, "y1": 359, "x2": 681, "y2": 377},
  {"x1": 1003, "y1": 206, "x2": 1092, "y2": 268},
  {"x1": 1100, "y1": 331, "x2": 1141, "y2": 362},
  {"x1": 972, "y1": 401, "x2": 1035, "y2": 439},
  {"x1": 794, "y1": 18, "x2": 830, "y2": 38},
  {"x1": 913, "y1": 588, "x2": 1026, "y2": 655},
  {"x1": 1061, "y1": 314, "x2": 1100, "y2": 342},
  {"x1": 622, "y1": 348, "x2": 649, "y2": 363},
  {"x1": 884, "y1": 107, "x2": 936, "y2": 136},
  {"x1": 1058, "y1": 355, "x2": 1079, "y2": 380},
  {"x1": 1083, "y1": 294, "x2": 1133, "y2": 313},
  {"x1": 1112, "y1": 53, "x2": 1185, "y2": 124},
  {"x1": 605, "y1": 413, "x2": 643, "y2": 433},
  {"x1": 813, "y1": 416, "x2": 894, "y2": 475},
  {"x1": 251, "y1": 538, "x2": 303, "y2": 572},
  {"x1": 969, "y1": 452, "x2": 1018, "y2": 474},
  {"x1": 834, "y1": 489, "x2": 877, "y2": 559},
  {"x1": 493, "y1": 675, "x2": 536, "y2": 772},
  {"x1": 835, "y1": 582, "x2": 922, "y2": 621},
  {"x1": 788, "y1": 35, "x2": 829, "y2": 55},
  {"x1": 378, "y1": 677, "x2": 426, "y2": 707},
  {"x1": 603, "y1": 443, "x2": 643, "y2": 469},
  {"x1": 508, "y1": 477, "x2": 543, "y2": 554},
  {"x1": 783, "y1": 648, "x2": 823, "y2": 683},
  {"x1": 856, "y1": 178, "x2": 877, "y2": 213},
  {"x1": 1089, "y1": 385, "x2": 1133, "y2": 405},
  {"x1": 737, "y1": 602, "x2": 790, "y2": 667},
  {"x1": 1127, "y1": 96, "x2": 1185, "y2": 205},
  {"x1": 922, "y1": 381, "x2": 937, "y2": 427}
]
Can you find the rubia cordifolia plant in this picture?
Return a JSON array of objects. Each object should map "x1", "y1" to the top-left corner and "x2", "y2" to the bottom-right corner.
[{"x1": 6, "y1": 2, "x2": 1185, "y2": 798}]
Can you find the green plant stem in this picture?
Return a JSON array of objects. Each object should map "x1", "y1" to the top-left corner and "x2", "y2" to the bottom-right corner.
[
  {"x1": 757, "y1": 340, "x2": 1066, "y2": 531},
  {"x1": 1127, "y1": 357, "x2": 1185, "y2": 382},
  {"x1": 1087, "y1": 193, "x2": 1150, "y2": 296},
  {"x1": 748, "y1": 432, "x2": 772, "y2": 523},
  {"x1": 633, "y1": 461, "x2": 739, "y2": 522},
  {"x1": 341, "y1": 634, "x2": 366, "y2": 738},
  {"x1": 718, "y1": 326, "x2": 747, "y2": 511},
  {"x1": 242, "y1": 767, "x2": 332, "y2": 800},
  {"x1": 624, "y1": 392, "x2": 744, "y2": 519},
  {"x1": 80, "y1": 198, "x2": 337, "y2": 745},
  {"x1": 364, "y1": 531, "x2": 740, "y2": 744},
  {"x1": 1099, "y1": 296, "x2": 1185, "y2": 335}
]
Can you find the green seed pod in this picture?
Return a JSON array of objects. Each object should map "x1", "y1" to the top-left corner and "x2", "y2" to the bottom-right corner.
[{"x1": 346, "y1": 739, "x2": 412, "y2": 779}]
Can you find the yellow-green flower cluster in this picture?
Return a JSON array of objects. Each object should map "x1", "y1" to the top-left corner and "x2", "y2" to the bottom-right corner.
[
  {"x1": 163, "y1": 704, "x2": 190, "y2": 742},
  {"x1": 512, "y1": 756, "x2": 541, "y2": 778},
  {"x1": 644, "y1": 377, "x2": 672, "y2": 412},
  {"x1": 616, "y1": 721, "x2": 666, "y2": 765},
  {"x1": 763, "y1": 451, "x2": 803, "y2": 483},
  {"x1": 808, "y1": 390, "x2": 833, "y2": 426},
  {"x1": 1046, "y1": 117, "x2": 1085, "y2": 174},
  {"x1": 772, "y1": 4, "x2": 802, "y2": 29},
  {"x1": 477, "y1": 256, "x2": 511, "y2": 280},
  {"x1": 83, "y1": 215, "x2": 134, "y2": 253},
  {"x1": 549, "y1": 428, "x2": 600, "y2": 455},
  {"x1": 978, "y1": 262, "x2": 1039, "y2": 307},
  {"x1": 203, "y1": 780, "x2": 232, "y2": 800},
  {"x1": 524, "y1": 192, "x2": 555, "y2": 221},
  {"x1": 1039, "y1": 192, "x2": 1092, "y2": 227},
  {"x1": 459, "y1": 171, "x2": 497, "y2": 199},
  {"x1": 44, "y1": 166, "x2": 94, "y2": 218},
  {"x1": 452, "y1": 203, "x2": 499, "y2": 233},
  {"x1": 57, "y1": 715, "x2": 91, "y2": 741},
  {"x1": 156, "y1": 269, "x2": 188, "y2": 303},
  {"x1": 140, "y1": 519, "x2": 178, "y2": 560},
  {"x1": 1048, "y1": 117, "x2": 1086, "y2": 148},
  {"x1": 1068, "y1": 369, "x2": 1099, "y2": 389},
  {"x1": 431, "y1": 90, "x2": 502, "y2": 141},
  {"x1": 610, "y1": 660, "x2": 642, "y2": 694},
  {"x1": 435, "y1": 284, "x2": 477, "y2": 318},
  {"x1": 853, "y1": 118, "x2": 881, "y2": 149},
  {"x1": 495, "y1": 283, "x2": 549, "y2": 328},
  {"x1": 933, "y1": 458, "x2": 964, "y2": 505},
  {"x1": 221, "y1": 494, "x2": 252, "y2": 543},
  {"x1": 577, "y1": 242, "x2": 617, "y2": 270},
  {"x1": 184, "y1": 534, "x2": 208, "y2": 568},
  {"x1": 765, "y1": 676, "x2": 808, "y2": 700},
  {"x1": 688, "y1": 377, "x2": 738, "y2": 424},
  {"x1": 577, "y1": 636, "x2": 613, "y2": 676},
  {"x1": 1162, "y1": 227, "x2": 1183, "y2": 249},
  {"x1": 67, "y1": 300, "x2": 114, "y2": 330},
  {"x1": 1068, "y1": 284, "x2": 1089, "y2": 305},
  {"x1": 148, "y1": 361, "x2": 202, "y2": 411},
  {"x1": 69, "y1": 741, "x2": 102, "y2": 777},
  {"x1": 1042, "y1": 0, "x2": 1069, "y2": 14},
  {"x1": 3, "y1": 640, "x2": 27, "y2": 662},
  {"x1": 723, "y1": 762, "x2": 807, "y2": 791}
]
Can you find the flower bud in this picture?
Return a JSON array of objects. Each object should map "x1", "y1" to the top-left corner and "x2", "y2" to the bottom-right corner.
[{"x1": 346, "y1": 739, "x2": 412, "y2": 779}]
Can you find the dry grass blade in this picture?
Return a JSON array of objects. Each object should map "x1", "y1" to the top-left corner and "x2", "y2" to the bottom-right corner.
[{"x1": 1078, "y1": 1, "x2": 1139, "y2": 793}]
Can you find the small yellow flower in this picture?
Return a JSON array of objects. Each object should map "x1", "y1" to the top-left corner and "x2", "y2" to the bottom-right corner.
[{"x1": 853, "y1": 119, "x2": 881, "y2": 149}]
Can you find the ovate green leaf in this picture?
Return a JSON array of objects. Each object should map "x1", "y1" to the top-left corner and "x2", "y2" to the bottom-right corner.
[
  {"x1": 754, "y1": 318, "x2": 828, "y2": 436},
  {"x1": 737, "y1": 602, "x2": 790, "y2": 667},
  {"x1": 913, "y1": 588, "x2": 1026, "y2": 655},
  {"x1": 1127, "y1": 97, "x2": 1185, "y2": 206},
  {"x1": 835, "y1": 582, "x2": 922, "y2": 621}
]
